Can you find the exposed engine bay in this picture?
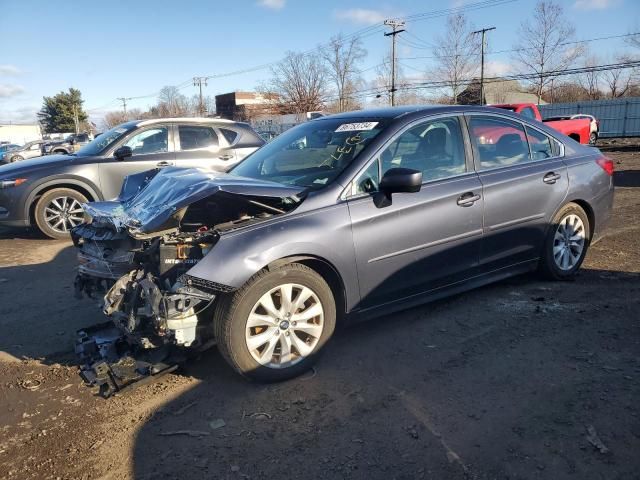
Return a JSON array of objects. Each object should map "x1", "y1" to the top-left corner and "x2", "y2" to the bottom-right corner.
[{"x1": 72, "y1": 167, "x2": 304, "y2": 396}]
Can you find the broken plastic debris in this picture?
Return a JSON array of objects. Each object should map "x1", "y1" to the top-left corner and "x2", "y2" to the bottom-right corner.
[{"x1": 209, "y1": 418, "x2": 226, "y2": 430}]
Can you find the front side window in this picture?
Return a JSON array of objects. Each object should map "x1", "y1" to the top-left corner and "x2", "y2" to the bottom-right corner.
[
  {"x1": 230, "y1": 118, "x2": 389, "y2": 189},
  {"x1": 124, "y1": 127, "x2": 169, "y2": 155},
  {"x1": 468, "y1": 116, "x2": 529, "y2": 169},
  {"x1": 352, "y1": 158, "x2": 380, "y2": 195},
  {"x1": 178, "y1": 126, "x2": 218, "y2": 151},
  {"x1": 378, "y1": 117, "x2": 466, "y2": 182}
]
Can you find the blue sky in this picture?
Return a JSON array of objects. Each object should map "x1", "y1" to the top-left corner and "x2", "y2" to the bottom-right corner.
[{"x1": 1, "y1": 0, "x2": 638, "y2": 124}]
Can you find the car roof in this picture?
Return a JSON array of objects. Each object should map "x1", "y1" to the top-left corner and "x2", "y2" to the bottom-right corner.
[
  {"x1": 135, "y1": 117, "x2": 236, "y2": 127},
  {"x1": 317, "y1": 104, "x2": 523, "y2": 121}
]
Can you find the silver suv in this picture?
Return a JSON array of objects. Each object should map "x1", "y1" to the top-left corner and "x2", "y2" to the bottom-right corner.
[{"x1": 0, "y1": 117, "x2": 264, "y2": 238}]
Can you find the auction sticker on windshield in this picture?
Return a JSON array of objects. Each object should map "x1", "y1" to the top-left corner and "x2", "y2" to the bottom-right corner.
[{"x1": 335, "y1": 122, "x2": 379, "y2": 132}]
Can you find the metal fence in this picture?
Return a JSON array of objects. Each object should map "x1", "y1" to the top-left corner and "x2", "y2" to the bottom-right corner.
[{"x1": 539, "y1": 97, "x2": 640, "y2": 138}]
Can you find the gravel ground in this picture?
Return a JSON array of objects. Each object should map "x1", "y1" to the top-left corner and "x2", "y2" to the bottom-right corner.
[{"x1": 0, "y1": 139, "x2": 638, "y2": 480}]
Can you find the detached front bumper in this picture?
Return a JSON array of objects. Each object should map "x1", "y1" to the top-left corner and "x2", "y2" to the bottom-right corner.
[{"x1": 75, "y1": 322, "x2": 185, "y2": 397}]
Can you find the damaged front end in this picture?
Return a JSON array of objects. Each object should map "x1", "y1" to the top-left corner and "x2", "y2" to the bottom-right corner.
[{"x1": 72, "y1": 167, "x2": 305, "y2": 396}]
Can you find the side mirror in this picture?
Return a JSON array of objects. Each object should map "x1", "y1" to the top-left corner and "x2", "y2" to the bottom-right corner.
[
  {"x1": 114, "y1": 146, "x2": 133, "y2": 160},
  {"x1": 379, "y1": 168, "x2": 423, "y2": 196}
]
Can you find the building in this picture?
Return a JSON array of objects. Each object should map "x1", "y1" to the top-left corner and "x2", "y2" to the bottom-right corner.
[
  {"x1": 457, "y1": 80, "x2": 544, "y2": 105},
  {"x1": 252, "y1": 112, "x2": 325, "y2": 136},
  {"x1": 0, "y1": 123, "x2": 42, "y2": 144},
  {"x1": 215, "y1": 91, "x2": 277, "y2": 121}
]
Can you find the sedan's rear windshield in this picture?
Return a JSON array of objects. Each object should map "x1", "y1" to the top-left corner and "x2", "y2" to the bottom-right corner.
[
  {"x1": 230, "y1": 118, "x2": 389, "y2": 189},
  {"x1": 76, "y1": 123, "x2": 137, "y2": 156}
]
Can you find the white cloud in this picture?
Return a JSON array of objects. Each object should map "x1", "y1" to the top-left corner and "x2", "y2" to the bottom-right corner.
[
  {"x1": 485, "y1": 60, "x2": 512, "y2": 76},
  {"x1": 573, "y1": 0, "x2": 618, "y2": 10},
  {"x1": 0, "y1": 65, "x2": 22, "y2": 76},
  {"x1": 257, "y1": 0, "x2": 285, "y2": 9},
  {"x1": 0, "y1": 84, "x2": 25, "y2": 98},
  {"x1": 335, "y1": 9, "x2": 387, "y2": 25},
  {"x1": 0, "y1": 105, "x2": 39, "y2": 123}
]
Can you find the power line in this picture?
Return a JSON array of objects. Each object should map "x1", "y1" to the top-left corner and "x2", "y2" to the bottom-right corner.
[
  {"x1": 472, "y1": 27, "x2": 496, "y2": 105},
  {"x1": 384, "y1": 19, "x2": 406, "y2": 106}
]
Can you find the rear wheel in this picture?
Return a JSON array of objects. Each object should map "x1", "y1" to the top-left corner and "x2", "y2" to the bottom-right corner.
[
  {"x1": 539, "y1": 203, "x2": 590, "y2": 280},
  {"x1": 589, "y1": 132, "x2": 598, "y2": 145},
  {"x1": 34, "y1": 188, "x2": 87, "y2": 239},
  {"x1": 213, "y1": 263, "x2": 336, "y2": 382}
]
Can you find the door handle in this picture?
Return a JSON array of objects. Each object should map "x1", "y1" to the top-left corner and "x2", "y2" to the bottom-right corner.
[
  {"x1": 218, "y1": 154, "x2": 234, "y2": 160},
  {"x1": 156, "y1": 161, "x2": 174, "y2": 167},
  {"x1": 457, "y1": 192, "x2": 481, "y2": 207},
  {"x1": 543, "y1": 172, "x2": 561, "y2": 184}
]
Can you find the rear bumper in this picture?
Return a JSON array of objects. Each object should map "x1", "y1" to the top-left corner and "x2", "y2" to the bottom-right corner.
[{"x1": 591, "y1": 178, "x2": 614, "y2": 243}]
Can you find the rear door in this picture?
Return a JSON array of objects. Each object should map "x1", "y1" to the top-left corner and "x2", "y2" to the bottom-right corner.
[
  {"x1": 174, "y1": 124, "x2": 237, "y2": 172},
  {"x1": 346, "y1": 115, "x2": 484, "y2": 309},
  {"x1": 466, "y1": 114, "x2": 568, "y2": 271},
  {"x1": 98, "y1": 124, "x2": 175, "y2": 199}
]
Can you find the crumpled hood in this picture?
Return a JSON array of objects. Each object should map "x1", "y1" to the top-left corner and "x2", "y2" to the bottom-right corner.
[{"x1": 82, "y1": 167, "x2": 306, "y2": 234}]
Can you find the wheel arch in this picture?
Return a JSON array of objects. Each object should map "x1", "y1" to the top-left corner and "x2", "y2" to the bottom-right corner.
[
  {"x1": 267, "y1": 255, "x2": 348, "y2": 320},
  {"x1": 25, "y1": 179, "x2": 102, "y2": 224},
  {"x1": 547, "y1": 198, "x2": 595, "y2": 240}
]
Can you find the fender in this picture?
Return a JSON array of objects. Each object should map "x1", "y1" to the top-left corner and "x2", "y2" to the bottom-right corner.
[
  {"x1": 185, "y1": 203, "x2": 362, "y2": 312},
  {"x1": 23, "y1": 175, "x2": 103, "y2": 220}
]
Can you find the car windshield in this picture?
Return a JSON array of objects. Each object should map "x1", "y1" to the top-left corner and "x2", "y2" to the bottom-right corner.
[
  {"x1": 76, "y1": 123, "x2": 136, "y2": 156},
  {"x1": 230, "y1": 118, "x2": 389, "y2": 189}
]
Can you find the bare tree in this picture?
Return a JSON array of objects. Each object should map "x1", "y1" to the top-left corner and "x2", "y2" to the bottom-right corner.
[
  {"x1": 156, "y1": 86, "x2": 189, "y2": 116},
  {"x1": 372, "y1": 53, "x2": 406, "y2": 106},
  {"x1": 578, "y1": 54, "x2": 603, "y2": 100},
  {"x1": 321, "y1": 34, "x2": 367, "y2": 112},
  {"x1": 512, "y1": 0, "x2": 584, "y2": 103},
  {"x1": 603, "y1": 56, "x2": 634, "y2": 98},
  {"x1": 102, "y1": 108, "x2": 146, "y2": 130},
  {"x1": 432, "y1": 13, "x2": 480, "y2": 104},
  {"x1": 263, "y1": 51, "x2": 328, "y2": 113}
]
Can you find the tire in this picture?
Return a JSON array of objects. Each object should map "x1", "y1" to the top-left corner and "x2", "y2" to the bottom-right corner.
[
  {"x1": 52, "y1": 149, "x2": 68, "y2": 155},
  {"x1": 538, "y1": 202, "x2": 591, "y2": 280},
  {"x1": 9, "y1": 155, "x2": 23, "y2": 163},
  {"x1": 213, "y1": 263, "x2": 336, "y2": 382},
  {"x1": 34, "y1": 188, "x2": 88, "y2": 239},
  {"x1": 589, "y1": 132, "x2": 598, "y2": 145}
]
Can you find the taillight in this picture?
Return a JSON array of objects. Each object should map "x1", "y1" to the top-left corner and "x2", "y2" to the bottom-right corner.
[{"x1": 596, "y1": 156, "x2": 614, "y2": 176}]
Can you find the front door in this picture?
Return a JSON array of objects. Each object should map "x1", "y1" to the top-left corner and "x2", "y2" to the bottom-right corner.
[
  {"x1": 347, "y1": 116, "x2": 484, "y2": 310},
  {"x1": 98, "y1": 124, "x2": 175, "y2": 199},
  {"x1": 465, "y1": 114, "x2": 569, "y2": 271}
]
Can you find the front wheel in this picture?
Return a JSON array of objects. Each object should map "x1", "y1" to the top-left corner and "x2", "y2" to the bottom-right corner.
[
  {"x1": 589, "y1": 132, "x2": 598, "y2": 145},
  {"x1": 9, "y1": 154, "x2": 23, "y2": 162},
  {"x1": 539, "y1": 203, "x2": 590, "y2": 280},
  {"x1": 213, "y1": 263, "x2": 336, "y2": 382},
  {"x1": 34, "y1": 188, "x2": 88, "y2": 239}
]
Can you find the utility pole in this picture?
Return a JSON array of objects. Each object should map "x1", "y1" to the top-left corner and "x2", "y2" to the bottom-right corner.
[
  {"x1": 117, "y1": 97, "x2": 130, "y2": 116},
  {"x1": 72, "y1": 104, "x2": 79, "y2": 134},
  {"x1": 471, "y1": 27, "x2": 495, "y2": 105},
  {"x1": 193, "y1": 77, "x2": 208, "y2": 116},
  {"x1": 384, "y1": 19, "x2": 405, "y2": 107}
]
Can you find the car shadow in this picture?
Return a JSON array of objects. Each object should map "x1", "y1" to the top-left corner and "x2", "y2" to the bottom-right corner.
[
  {"x1": 614, "y1": 169, "x2": 640, "y2": 188},
  {"x1": 0, "y1": 225, "x2": 49, "y2": 240},
  {"x1": 0, "y1": 242, "x2": 104, "y2": 363},
  {"x1": 128, "y1": 266, "x2": 640, "y2": 479}
]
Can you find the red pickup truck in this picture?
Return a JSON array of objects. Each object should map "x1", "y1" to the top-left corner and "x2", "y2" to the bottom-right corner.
[{"x1": 491, "y1": 103, "x2": 592, "y2": 144}]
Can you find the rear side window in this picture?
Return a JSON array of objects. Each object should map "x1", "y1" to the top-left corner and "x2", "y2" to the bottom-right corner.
[
  {"x1": 525, "y1": 126, "x2": 555, "y2": 160},
  {"x1": 468, "y1": 116, "x2": 529, "y2": 169},
  {"x1": 178, "y1": 126, "x2": 219, "y2": 150},
  {"x1": 219, "y1": 128, "x2": 238, "y2": 144}
]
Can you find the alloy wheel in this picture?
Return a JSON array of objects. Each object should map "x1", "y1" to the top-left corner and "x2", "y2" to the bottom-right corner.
[
  {"x1": 44, "y1": 196, "x2": 85, "y2": 233},
  {"x1": 553, "y1": 213, "x2": 586, "y2": 270},
  {"x1": 245, "y1": 283, "x2": 324, "y2": 369}
]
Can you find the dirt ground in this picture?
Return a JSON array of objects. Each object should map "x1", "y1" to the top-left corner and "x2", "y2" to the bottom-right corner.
[{"x1": 0, "y1": 139, "x2": 638, "y2": 480}]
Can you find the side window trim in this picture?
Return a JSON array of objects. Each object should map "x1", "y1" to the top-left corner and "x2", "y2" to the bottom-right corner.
[
  {"x1": 342, "y1": 113, "x2": 470, "y2": 200},
  {"x1": 463, "y1": 112, "x2": 564, "y2": 173}
]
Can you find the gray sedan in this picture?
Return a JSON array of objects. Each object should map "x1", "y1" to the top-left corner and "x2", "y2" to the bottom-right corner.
[
  {"x1": 4, "y1": 140, "x2": 46, "y2": 163},
  {"x1": 0, "y1": 118, "x2": 264, "y2": 238},
  {"x1": 71, "y1": 105, "x2": 614, "y2": 390}
]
